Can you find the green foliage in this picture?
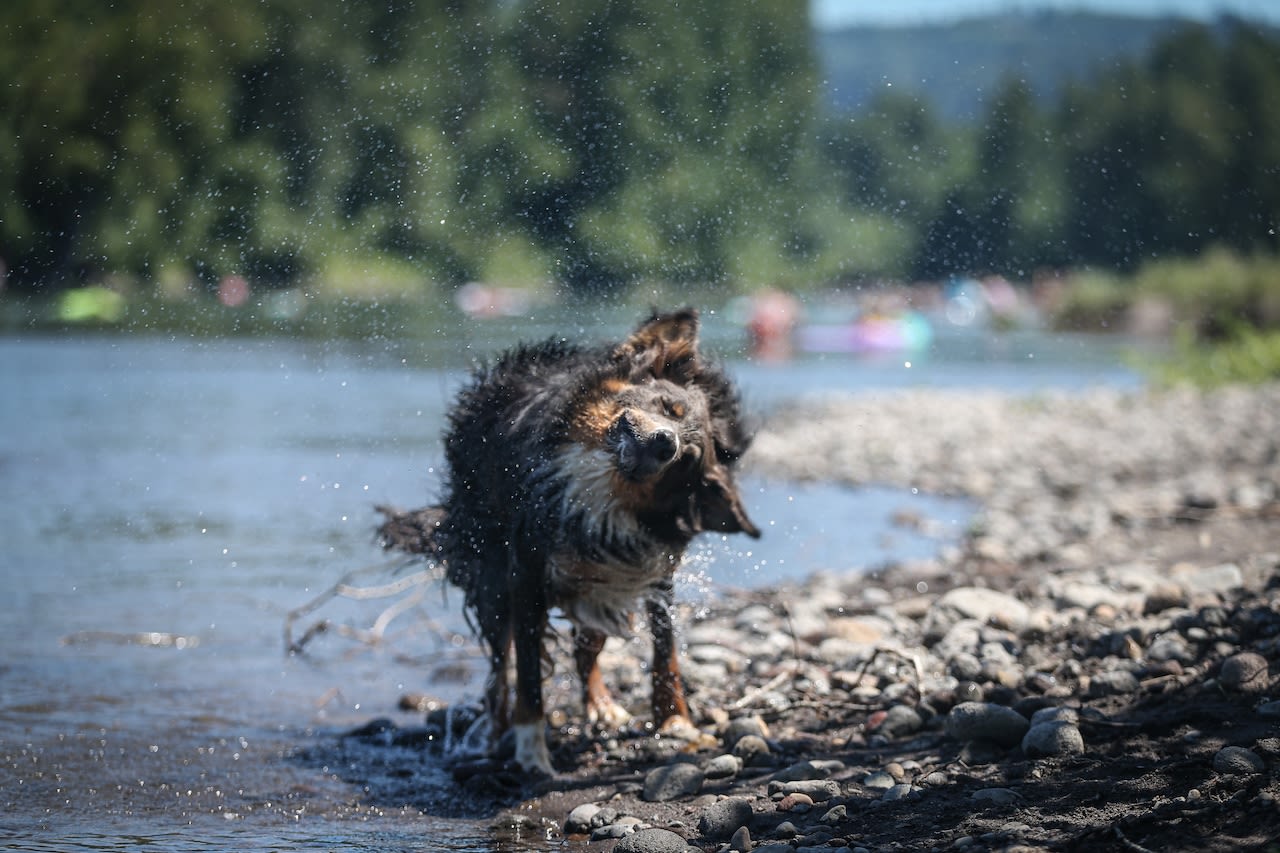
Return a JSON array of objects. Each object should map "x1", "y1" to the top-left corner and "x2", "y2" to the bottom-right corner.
[
  {"x1": 1134, "y1": 247, "x2": 1280, "y2": 339},
  {"x1": 1055, "y1": 23, "x2": 1280, "y2": 270},
  {"x1": 2, "y1": 0, "x2": 824, "y2": 298},
  {"x1": 1156, "y1": 326, "x2": 1280, "y2": 387},
  {"x1": 1051, "y1": 248, "x2": 1280, "y2": 337},
  {"x1": 1045, "y1": 249, "x2": 1280, "y2": 386},
  {"x1": 1047, "y1": 269, "x2": 1132, "y2": 332},
  {"x1": 2, "y1": 4, "x2": 1278, "y2": 305}
]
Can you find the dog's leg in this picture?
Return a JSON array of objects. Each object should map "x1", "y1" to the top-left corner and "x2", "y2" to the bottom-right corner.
[
  {"x1": 646, "y1": 595, "x2": 693, "y2": 733},
  {"x1": 510, "y1": 570, "x2": 553, "y2": 777},
  {"x1": 574, "y1": 627, "x2": 633, "y2": 729},
  {"x1": 478, "y1": 617, "x2": 513, "y2": 747}
]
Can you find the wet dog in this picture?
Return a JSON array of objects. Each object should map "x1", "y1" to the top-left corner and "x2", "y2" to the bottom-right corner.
[{"x1": 378, "y1": 308, "x2": 759, "y2": 776}]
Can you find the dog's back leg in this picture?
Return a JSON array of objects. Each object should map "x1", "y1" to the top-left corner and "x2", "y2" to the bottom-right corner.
[
  {"x1": 646, "y1": 593, "x2": 693, "y2": 732},
  {"x1": 510, "y1": 560, "x2": 554, "y2": 776},
  {"x1": 574, "y1": 627, "x2": 633, "y2": 729},
  {"x1": 476, "y1": 606, "x2": 513, "y2": 746}
]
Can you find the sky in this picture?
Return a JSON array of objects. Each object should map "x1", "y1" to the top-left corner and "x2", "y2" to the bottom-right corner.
[{"x1": 812, "y1": 0, "x2": 1280, "y2": 28}]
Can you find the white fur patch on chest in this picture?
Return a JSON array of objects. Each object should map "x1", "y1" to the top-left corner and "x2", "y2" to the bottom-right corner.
[
  {"x1": 545, "y1": 444, "x2": 675, "y2": 635},
  {"x1": 551, "y1": 551, "x2": 673, "y2": 636},
  {"x1": 549, "y1": 444, "x2": 641, "y2": 544}
]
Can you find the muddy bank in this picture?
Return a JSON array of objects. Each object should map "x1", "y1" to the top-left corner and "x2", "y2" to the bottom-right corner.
[{"x1": 348, "y1": 383, "x2": 1280, "y2": 851}]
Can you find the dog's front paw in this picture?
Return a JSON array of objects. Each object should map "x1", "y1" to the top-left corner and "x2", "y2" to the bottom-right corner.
[
  {"x1": 656, "y1": 714, "x2": 717, "y2": 749},
  {"x1": 513, "y1": 721, "x2": 555, "y2": 778},
  {"x1": 586, "y1": 696, "x2": 633, "y2": 730},
  {"x1": 656, "y1": 713, "x2": 696, "y2": 736}
]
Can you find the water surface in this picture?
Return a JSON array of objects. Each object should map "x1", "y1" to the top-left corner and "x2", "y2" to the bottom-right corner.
[{"x1": 0, "y1": 321, "x2": 1141, "y2": 850}]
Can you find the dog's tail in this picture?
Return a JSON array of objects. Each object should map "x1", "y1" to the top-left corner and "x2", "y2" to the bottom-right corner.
[{"x1": 375, "y1": 504, "x2": 447, "y2": 559}]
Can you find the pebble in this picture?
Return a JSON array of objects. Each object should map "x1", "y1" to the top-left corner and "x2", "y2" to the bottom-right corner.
[
  {"x1": 861, "y1": 770, "x2": 895, "y2": 791},
  {"x1": 875, "y1": 704, "x2": 925, "y2": 739},
  {"x1": 564, "y1": 803, "x2": 602, "y2": 834},
  {"x1": 769, "y1": 779, "x2": 842, "y2": 802},
  {"x1": 696, "y1": 797, "x2": 753, "y2": 840},
  {"x1": 613, "y1": 827, "x2": 690, "y2": 853},
  {"x1": 1147, "y1": 635, "x2": 1195, "y2": 664},
  {"x1": 773, "y1": 759, "x2": 844, "y2": 782},
  {"x1": 935, "y1": 587, "x2": 1031, "y2": 631},
  {"x1": 1213, "y1": 746, "x2": 1266, "y2": 775},
  {"x1": 723, "y1": 716, "x2": 769, "y2": 747},
  {"x1": 1175, "y1": 563, "x2": 1244, "y2": 596},
  {"x1": 728, "y1": 826, "x2": 752, "y2": 852},
  {"x1": 828, "y1": 615, "x2": 888, "y2": 644},
  {"x1": 945, "y1": 701, "x2": 1030, "y2": 748},
  {"x1": 971, "y1": 787, "x2": 1023, "y2": 805},
  {"x1": 1030, "y1": 706, "x2": 1079, "y2": 726},
  {"x1": 1087, "y1": 669, "x2": 1140, "y2": 697},
  {"x1": 592, "y1": 818, "x2": 644, "y2": 841},
  {"x1": 704, "y1": 754, "x2": 743, "y2": 779},
  {"x1": 1258, "y1": 700, "x2": 1280, "y2": 718},
  {"x1": 881, "y1": 783, "x2": 915, "y2": 802},
  {"x1": 1143, "y1": 584, "x2": 1188, "y2": 614},
  {"x1": 1057, "y1": 581, "x2": 1115, "y2": 611},
  {"x1": 949, "y1": 652, "x2": 983, "y2": 681},
  {"x1": 777, "y1": 792, "x2": 814, "y2": 812},
  {"x1": 1219, "y1": 652, "x2": 1271, "y2": 693},
  {"x1": 1022, "y1": 721, "x2": 1085, "y2": 758},
  {"x1": 643, "y1": 763, "x2": 705, "y2": 802},
  {"x1": 732, "y1": 734, "x2": 772, "y2": 766},
  {"x1": 820, "y1": 804, "x2": 847, "y2": 823}
]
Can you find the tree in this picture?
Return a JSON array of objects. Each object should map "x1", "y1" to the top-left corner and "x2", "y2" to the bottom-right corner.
[{"x1": 913, "y1": 77, "x2": 1064, "y2": 279}]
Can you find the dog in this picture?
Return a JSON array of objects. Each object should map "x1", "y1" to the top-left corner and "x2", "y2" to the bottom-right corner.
[{"x1": 377, "y1": 308, "x2": 759, "y2": 776}]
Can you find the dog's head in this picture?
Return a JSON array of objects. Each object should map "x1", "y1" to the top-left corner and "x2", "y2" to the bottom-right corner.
[
  {"x1": 568, "y1": 309, "x2": 760, "y2": 541},
  {"x1": 605, "y1": 380, "x2": 706, "y2": 482}
]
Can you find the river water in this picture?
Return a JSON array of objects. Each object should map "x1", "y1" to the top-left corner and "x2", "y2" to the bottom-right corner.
[{"x1": 0, "y1": 314, "x2": 1141, "y2": 851}]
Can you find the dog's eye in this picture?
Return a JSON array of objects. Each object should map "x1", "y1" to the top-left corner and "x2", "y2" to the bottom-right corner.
[{"x1": 663, "y1": 399, "x2": 686, "y2": 419}]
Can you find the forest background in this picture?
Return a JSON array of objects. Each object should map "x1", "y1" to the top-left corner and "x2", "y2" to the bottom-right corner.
[{"x1": 2, "y1": 0, "x2": 1278, "y2": 313}]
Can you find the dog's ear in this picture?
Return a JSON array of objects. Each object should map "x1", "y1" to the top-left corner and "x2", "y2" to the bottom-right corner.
[
  {"x1": 694, "y1": 464, "x2": 761, "y2": 539},
  {"x1": 615, "y1": 308, "x2": 700, "y2": 382}
]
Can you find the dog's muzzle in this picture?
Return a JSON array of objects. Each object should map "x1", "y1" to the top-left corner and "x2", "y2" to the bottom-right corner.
[{"x1": 610, "y1": 412, "x2": 680, "y2": 480}]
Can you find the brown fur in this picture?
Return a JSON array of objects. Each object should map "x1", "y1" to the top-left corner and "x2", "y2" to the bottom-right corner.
[{"x1": 377, "y1": 309, "x2": 758, "y2": 776}]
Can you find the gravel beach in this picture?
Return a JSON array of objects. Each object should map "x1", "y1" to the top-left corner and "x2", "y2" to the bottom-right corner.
[{"x1": 350, "y1": 382, "x2": 1280, "y2": 851}]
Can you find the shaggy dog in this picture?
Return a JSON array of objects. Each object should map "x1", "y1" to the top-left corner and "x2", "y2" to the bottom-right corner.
[{"x1": 378, "y1": 308, "x2": 759, "y2": 776}]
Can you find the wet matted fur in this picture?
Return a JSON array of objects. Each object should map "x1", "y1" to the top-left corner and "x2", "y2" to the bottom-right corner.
[{"x1": 378, "y1": 308, "x2": 759, "y2": 775}]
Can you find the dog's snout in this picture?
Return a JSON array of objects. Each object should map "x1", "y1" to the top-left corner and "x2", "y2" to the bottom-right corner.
[
  {"x1": 611, "y1": 408, "x2": 684, "y2": 480},
  {"x1": 649, "y1": 428, "x2": 678, "y2": 463}
]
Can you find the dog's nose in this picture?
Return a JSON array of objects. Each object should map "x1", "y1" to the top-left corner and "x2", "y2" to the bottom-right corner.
[{"x1": 649, "y1": 428, "x2": 678, "y2": 463}]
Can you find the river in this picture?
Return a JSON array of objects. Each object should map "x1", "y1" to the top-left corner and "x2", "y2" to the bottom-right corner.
[{"x1": 0, "y1": 314, "x2": 1141, "y2": 851}]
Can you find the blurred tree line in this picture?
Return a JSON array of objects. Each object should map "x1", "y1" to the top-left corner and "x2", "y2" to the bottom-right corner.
[{"x1": 2, "y1": 1, "x2": 1278, "y2": 300}]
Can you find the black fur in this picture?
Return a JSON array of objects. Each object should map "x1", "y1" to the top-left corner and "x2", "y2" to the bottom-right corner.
[{"x1": 378, "y1": 308, "x2": 758, "y2": 775}]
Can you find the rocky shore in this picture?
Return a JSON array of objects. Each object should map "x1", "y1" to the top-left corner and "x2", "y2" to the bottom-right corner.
[{"x1": 352, "y1": 383, "x2": 1280, "y2": 851}]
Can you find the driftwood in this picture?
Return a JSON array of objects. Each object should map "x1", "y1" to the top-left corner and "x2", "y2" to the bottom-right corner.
[
  {"x1": 283, "y1": 557, "x2": 431, "y2": 654},
  {"x1": 284, "y1": 505, "x2": 455, "y2": 657}
]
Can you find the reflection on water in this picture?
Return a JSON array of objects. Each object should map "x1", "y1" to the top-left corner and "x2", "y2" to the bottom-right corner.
[{"x1": 0, "y1": 323, "x2": 1141, "y2": 850}]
